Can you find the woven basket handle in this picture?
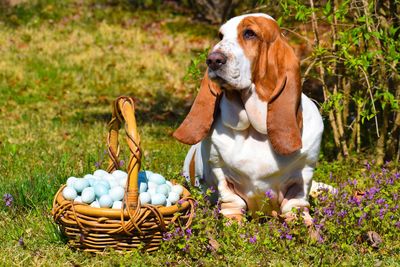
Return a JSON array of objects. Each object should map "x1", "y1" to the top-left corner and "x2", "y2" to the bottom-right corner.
[{"x1": 106, "y1": 96, "x2": 141, "y2": 209}]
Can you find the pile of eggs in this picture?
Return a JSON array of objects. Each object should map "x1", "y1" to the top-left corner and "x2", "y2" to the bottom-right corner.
[{"x1": 62, "y1": 169, "x2": 184, "y2": 209}]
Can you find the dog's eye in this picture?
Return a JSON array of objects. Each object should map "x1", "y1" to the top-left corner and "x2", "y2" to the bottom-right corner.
[
  {"x1": 218, "y1": 32, "x2": 224, "y2": 40},
  {"x1": 243, "y1": 29, "x2": 256, "y2": 40}
]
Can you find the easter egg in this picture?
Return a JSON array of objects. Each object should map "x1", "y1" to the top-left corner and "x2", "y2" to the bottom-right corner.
[
  {"x1": 144, "y1": 170, "x2": 154, "y2": 178},
  {"x1": 74, "y1": 196, "x2": 82, "y2": 203},
  {"x1": 156, "y1": 184, "x2": 170, "y2": 196},
  {"x1": 73, "y1": 179, "x2": 90, "y2": 193},
  {"x1": 167, "y1": 191, "x2": 180, "y2": 204},
  {"x1": 151, "y1": 194, "x2": 167, "y2": 205},
  {"x1": 139, "y1": 182, "x2": 148, "y2": 193},
  {"x1": 149, "y1": 173, "x2": 166, "y2": 185},
  {"x1": 139, "y1": 192, "x2": 151, "y2": 205},
  {"x1": 83, "y1": 174, "x2": 96, "y2": 180},
  {"x1": 62, "y1": 186, "x2": 77, "y2": 200},
  {"x1": 108, "y1": 179, "x2": 119, "y2": 188},
  {"x1": 112, "y1": 170, "x2": 128, "y2": 180},
  {"x1": 90, "y1": 200, "x2": 100, "y2": 208},
  {"x1": 66, "y1": 177, "x2": 78, "y2": 187},
  {"x1": 171, "y1": 184, "x2": 184, "y2": 196},
  {"x1": 119, "y1": 177, "x2": 128, "y2": 188},
  {"x1": 93, "y1": 169, "x2": 109, "y2": 178},
  {"x1": 81, "y1": 187, "x2": 96, "y2": 204},
  {"x1": 109, "y1": 186, "x2": 125, "y2": 201},
  {"x1": 112, "y1": 201, "x2": 123, "y2": 209},
  {"x1": 147, "y1": 181, "x2": 158, "y2": 190},
  {"x1": 96, "y1": 180, "x2": 110, "y2": 189},
  {"x1": 99, "y1": 195, "x2": 113, "y2": 208},
  {"x1": 148, "y1": 187, "x2": 157, "y2": 196},
  {"x1": 166, "y1": 200, "x2": 172, "y2": 207},
  {"x1": 94, "y1": 183, "x2": 109, "y2": 198}
]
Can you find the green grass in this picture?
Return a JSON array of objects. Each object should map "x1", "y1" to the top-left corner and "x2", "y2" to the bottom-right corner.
[{"x1": 0, "y1": 0, "x2": 399, "y2": 265}]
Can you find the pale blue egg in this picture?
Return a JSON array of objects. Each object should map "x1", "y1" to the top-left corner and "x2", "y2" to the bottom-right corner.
[
  {"x1": 109, "y1": 186, "x2": 125, "y2": 201},
  {"x1": 156, "y1": 184, "x2": 170, "y2": 197},
  {"x1": 62, "y1": 186, "x2": 77, "y2": 200},
  {"x1": 151, "y1": 193, "x2": 166, "y2": 206},
  {"x1": 139, "y1": 192, "x2": 151, "y2": 205},
  {"x1": 139, "y1": 182, "x2": 148, "y2": 193},
  {"x1": 108, "y1": 179, "x2": 119, "y2": 188},
  {"x1": 90, "y1": 200, "x2": 100, "y2": 208},
  {"x1": 149, "y1": 173, "x2": 166, "y2": 185},
  {"x1": 148, "y1": 187, "x2": 157, "y2": 196},
  {"x1": 112, "y1": 201, "x2": 123, "y2": 209},
  {"x1": 74, "y1": 196, "x2": 82, "y2": 203},
  {"x1": 167, "y1": 191, "x2": 180, "y2": 204},
  {"x1": 147, "y1": 181, "x2": 158, "y2": 190},
  {"x1": 112, "y1": 170, "x2": 128, "y2": 180},
  {"x1": 99, "y1": 195, "x2": 113, "y2": 208},
  {"x1": 96, "y1": 180, "x2": 110, "y2": 189},
  {"x1": 84, "y1": 174, "x2": 96, "y2": 180},
  {"x1": 93, "y1": 169, "x2": 109, "y2": 178},
  {"x1": 66, "y1": 177, "x2": 78, "y2": 187},
  {"x1": 94, "y1": 183, "x2": 109, "y2": 198},
  {"x1": 81, "y1": 187, "x2": 96, "y2": 204},
  {"x1": 73, "y1": 179, "x2": 89, "y2": 193},
  {"x1": 119, "y1": 177, "x2": 128, "y2": 188},
  {"x1": 171, "y1": 184, "x2": 184, "y2": 196}
]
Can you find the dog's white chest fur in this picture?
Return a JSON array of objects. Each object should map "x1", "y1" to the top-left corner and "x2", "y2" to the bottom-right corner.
[{"x1": 202, "y1": 93, "x2": 324, "y2": 214}]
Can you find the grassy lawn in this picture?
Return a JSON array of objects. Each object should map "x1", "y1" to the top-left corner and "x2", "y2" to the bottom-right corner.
[{"x1": 0, "y1": 0, "x2": 399, "y2": 265}]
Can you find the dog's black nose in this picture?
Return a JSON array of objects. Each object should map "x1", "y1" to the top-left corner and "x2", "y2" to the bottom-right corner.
[{"x1": 206, "y1": 52, "x2": 227, "y2": 71}]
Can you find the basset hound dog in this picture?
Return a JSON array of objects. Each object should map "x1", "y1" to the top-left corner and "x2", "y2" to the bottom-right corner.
[{"x1": 173, "y1": 13, "x2": 325, "y2": 220}]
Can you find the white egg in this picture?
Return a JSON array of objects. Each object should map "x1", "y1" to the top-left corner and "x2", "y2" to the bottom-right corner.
[
  {"x1": 112, "y1": 201, "x2": 123, "y2": 209},
  {"x1": 73, "y1": 179, "x2": 90, "y2": 193},
  {"x1": 62, "y1": 186, "x2": 77, "y2": 200},
  {"x1": 167, "y1": 191, "x2": 180, "y2": 204},
  {"x1": 151, "y1": 193, "x2": 167, "y2": 205},
  {"x1": 108, "y1": 179, "x2": 120, "y2": 188},
  {"x1": 171, "y1": 184, "x2": 184, "y2": 196},
  {"x1": 74, "y1": 196, "x2": 82, "y2": 203},
  {"x1": 144, "y1": 170, "x2": 154, "y2": 178},
  {"x1": 148, "y1": 173, "x2": 166, "y2": 185},
  {"x1": 166, "y1": 200, "x2": 172, "y2": 207},
  {"x1": 139, "y1": 182, "x2": 148, "y2": 193},
  {"x1": 148, "y1": 187, "x2": 157, "y2": 196},
  {"x1": 99, "y1": 195, "x2": 113, "y2": 208},
  {"x1": 94, "y1": 183, "x2": 109, "y2": 198},
  {"x1": 139, "y1": 192, "x2": 151, "y2": 205},
  {"x1": 156, "y1": 184, "x2": 170, "y2": 197},
  {"x1": 93, "y1": 169, "x2": 109, "y2": 178},
  {"x1": 119, "y1": 177, "x2": 128, "y2": 188},
  {"x1": 66, "y1": 177, "x2": 78, "y2": 187},
  {"x1": 96, "y1": 180, "x2": 110, "y2": 189},
  {"x1": 166, "y1": 181, "x2": 173, "y2": 187},
  {"x1": 83, "y1": 174, "x2": 96, "y2": 180},
  {"x1": 109, "y1": 186, "x2": 125, "y2": 201},
  {"x1": 147, "y1": 181, "x2": 158, "y2": 189},
  {"x1": 81, "y1": 187, "x2": 96, "y2": 204},
  {"x1": 90, "y1": 200, "x2": 100, "y2": 208},
  {"x1": 112, "y1": 170, "x2": 128, "y2": 180}
]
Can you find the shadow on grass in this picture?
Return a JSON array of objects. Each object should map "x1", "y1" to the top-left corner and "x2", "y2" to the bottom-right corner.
[{"x1": 72, "y1": 89, "x2": 191, "y2": 129}]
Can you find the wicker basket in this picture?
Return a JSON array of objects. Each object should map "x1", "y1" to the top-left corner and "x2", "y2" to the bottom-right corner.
[{"x1": 52, "y1": 96, "x2": 195, "y2": 253}]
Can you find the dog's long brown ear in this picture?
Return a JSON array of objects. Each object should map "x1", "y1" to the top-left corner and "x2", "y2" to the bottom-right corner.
[
  {"x1": 173, "y1": 70, "x2": 222, "y2": 144},
  {"x1": 255, "y1": 22, "x2": 302, "y2": 155}
]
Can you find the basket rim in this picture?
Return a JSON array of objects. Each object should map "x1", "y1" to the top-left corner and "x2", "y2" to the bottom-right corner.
[{"x1": 54, "y1": 184, "x2": 193, "y2": 219}]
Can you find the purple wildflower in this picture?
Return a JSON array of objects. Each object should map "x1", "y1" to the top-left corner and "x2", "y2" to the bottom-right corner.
[
  {"x1": 395, "y1": 221, "x2": 400, "y2": 229},
  {"x1": 265, "y1": 189, "x2": 274, "y2": 199},
  {"x1": 94, "y1": 161, "x2": 101, "y2": 168},
  {"x1": 285, "y1": 234, "x2": 293, "y2": 240},
  {"x1": 3, "y1": 193, "x2": 13, "y2": 207},
  {"x1": 185, "y1": 228, "x2": 192, "y2": 238},
  {"x1": 119, "y1": 160, "x2": 125, "y2": 167},
  {"x1": 376, "y1": 198, "x2": 386, "y2": 205},
  {"x1": 358, "y1": 212, "x2": 367, "y2": 226},
  {"x1": 365, "y1": 161, "x2": 371, "y2": 171},
  {"x1": 379, "y1": 208, "x2": 386, "y2": 219},
  {"x1": 338, "y1": 210, "x2": 348, "y2": 218},
  {"x1": 18, "y1": 237, "x2": 24, "y2": 247},
  {"x1": 249, "y1": 235, "x2": 257, "y2": 244},
  {"x1": 323, "y1": 207, "x2": 335, "y2": 217},
  {"x1": 163, "y1": 232, "x2": 173, "y2": 241},
  {"x1": 177, "y1": 199, "x2": 185, "y2": 205}
]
